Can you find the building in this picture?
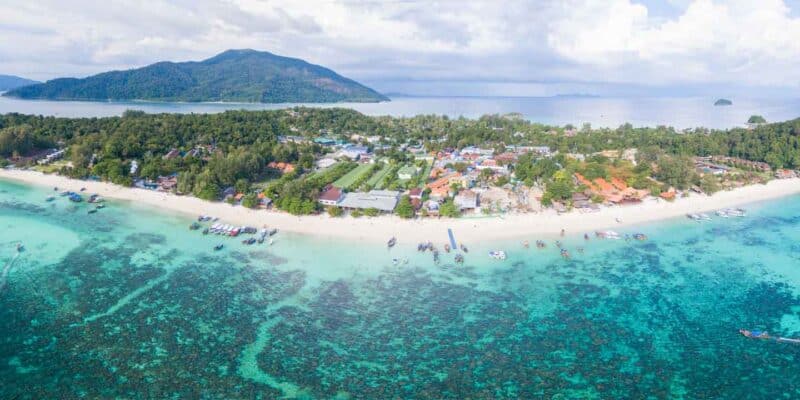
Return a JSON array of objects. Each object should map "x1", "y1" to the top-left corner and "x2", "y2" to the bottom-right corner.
[
  {"x1": 339, "y1": 190, "x2": 401, "y2": 213},
  {"x1": 454, "y1": 190, "x2": 479, "y2": 210},
  {"x1": 397, "y1": 165, "x2": 420, "y2": 180},
  {"x1": 163, "y1": 148, "x2": 180, "y2": 160},
  {"x1": 318, "y1": 185, "x2": 344, "y2": 206},
  {"x1": 408, "y1": 188, "x2": 423, "y2": 200},
  {"x1": 316, "y1": 158, "x2": 337, "y2": 169},
  {"x1": 340, "y1": 145, "x2": 370, "y2": 160},
  {"x1": 267, "y1": 162, "x2": 296, "y2": 174},
  {"x1": 775, "y1": 169, "x2": 797, "y2": 179},
  {"x1": 36, "y1": 148, "x2": 67, "y2": 165},
  {"x1": 130, "y1": 160, "x2": 139, "y2": 176}
]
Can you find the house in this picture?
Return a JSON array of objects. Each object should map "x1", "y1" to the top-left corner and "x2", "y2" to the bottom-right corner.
[
  {"x1": 408, "y1": 188, "x2": 423, "y2": 200},
  {"x1": 314, "y1": 137, "x2": 337, "y2": 146},
  {"x1": 163, "y1": 148, "x2": 180, "y2": 160},
  {"x1": 267, "y1": 162, "x2": 296, "y2": 174},
  {"x1": 397, "y1": 165, "x2": 420, "y2": 180},
  {"x1": 775, "y1": 169, "x2": 797, "y2": 179},
  {"x1": 258, "y1": 193, "x2": 273, "y2": 208},
  {"x1": 318, "y1": 185, "x2": 344, "y2": 206},
  {"x1": 572, "y1": 192, "x2": 592, "y2": 209},
  {"x1": 424, "y1": 200, "x2": 440, "y2": 216},
  {"x1": 531, "y1": 146, "x2": 551, "y2": 156},
  {"x1": 130, "y1": 160, "x2": 139, "y2": 176},
  {"x1": 316, "y1": 158, "x2": 337, "y2": 169},
  {"x1": 340, "y1": 145, "x2": 370, "y2": 160},
  {"x1": 454, "y1": 190, "x2": 479, "y2": 210},
  {"x1": 157, "y1": 175, "x2": 178, "y2": 192},
  {"x1": 339, "y1": 190, "x2": 401, "y2": 213}
]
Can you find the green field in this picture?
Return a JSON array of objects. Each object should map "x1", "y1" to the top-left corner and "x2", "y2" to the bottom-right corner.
[
  {"x1": 366, "y1": 163, "x2": 392, "y2": 187},
  {"x1": 418, "y1": 160, "x2": 433, "y2": 188},
  {"x1": 333, "y1": 163, "x2": 374, "y2": 189}
]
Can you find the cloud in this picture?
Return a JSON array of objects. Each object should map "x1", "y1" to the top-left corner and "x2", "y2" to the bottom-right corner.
[{"x1": 0, "y1": 0, "x2": 798, "y2": 94}]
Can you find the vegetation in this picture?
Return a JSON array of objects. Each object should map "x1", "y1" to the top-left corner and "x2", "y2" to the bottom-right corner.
[
  {"x1": 4, "y1": 49, "x2": 387, "y2": 103},
  {"x1": 2, "y1": 107, "x2": 799, "y2": 217},
  {"x1": 0, "y1": 74, "x2": 39, "y2": 91},
  {"x1": 439, "y1": 198, "x2": 460, "y2": 218},
  {"x1": 395, "y1": 195, "x2": 415, "y2": 219},
  {"x1": 748, "y1": 115, "x2": 767, "y2": 124}
]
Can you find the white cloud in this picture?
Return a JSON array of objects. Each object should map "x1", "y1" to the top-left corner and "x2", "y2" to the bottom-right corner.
[{"x1": 0, "y1": 0, "x2": 798, "y2": 93}]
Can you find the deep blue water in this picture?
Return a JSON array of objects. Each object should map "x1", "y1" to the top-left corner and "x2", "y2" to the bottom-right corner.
[{"x1": 1, "y1": 95, "x2": 798, "y2": 129}]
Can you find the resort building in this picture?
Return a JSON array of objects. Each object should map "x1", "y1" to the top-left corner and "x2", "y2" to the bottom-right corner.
[
  {"x1": 339, "y1": 190, "x2": 401, "y2": 213},
  {"x1": 316, "y1": 158, "x2": 337, "y2": 169},
  {"x1": 408, "y1": 188, "x2": 423, "y2": 200},
  {"x1": 339, "y1": 145, "x2": 370, "y2": 160},
  {"x1": 318, "y1": 185, "x2": 344, "y2": 206},
  {"x1": 574, "y1": 173, "x2": 649, "y2": 204},
  {"x1": 454, "y1": 190, "x2": 479, "y2": 211}
]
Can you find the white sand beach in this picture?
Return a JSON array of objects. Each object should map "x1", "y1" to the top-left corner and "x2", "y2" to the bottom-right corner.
[{"x1": 2, "y1": 168, "x2": 799, "y2": 244}]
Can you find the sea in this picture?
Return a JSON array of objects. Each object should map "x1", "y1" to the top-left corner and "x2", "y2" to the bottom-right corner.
[
  {"x1": 2, "y1": 176, "x2": 800, "y2": 398},
  {"x1": 1, "y1": 94, "x2": 799, "y2": 129}
]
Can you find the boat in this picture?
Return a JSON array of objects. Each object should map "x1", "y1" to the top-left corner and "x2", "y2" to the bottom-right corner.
[
  {"x1": 96, "y1": 204, "x2": 105, "y2": 209},
  {"x1": 522, "y1": 240, "x2": 529, "y2": 249},
  {"x1": 555, "y1": 241, "x2": 562, "y2": 248},
  {"x1": 584, "y1": 233, "x2": 589, "y2": 240},
  {"x1": 242, "y1": 238, "x2": 257, "y2": 245},
  {"x1": 387, "y1": 237, "x2": 397, "y2": 248},
  {"x1": 87, "y1": 208, "x2": 98, "y2": 214},
  {"x1": 214, "y1": 244, "x2": 224, "y2": 251},
  {"x1": 79, "y1": 187, "x2": 86, "y2": 192},
  {"x1": 444, "y1": 243, "x2": 450, "y2": 253},
  {"x1": 16, "y1": 243, "x2": 24, "y2": 252},
  {"x1": 633, "y1": 233, "x2": 648, "y2": 241},
  {"x1": 536, "y1": 240, "x2": 546, "y2": 249},
  {"x1": 455, "y1": 254, "x2": 464, "y2": 264},
  {"x1": 460, "y1": 244, "x2": 468, "y2": 253},
  {"x1": 59, "y1": 190, "x2": 70, "y2": 197},
  {"x1": 189, "y1": 222, "x2": 201, "y2": 230},
  {"x1": 686, "y1": 213, "x2": 702, "y2": 221},
  {"x1": 595, "y1": 230, "x2": 621, "y2": 239},
  {"x1": 45, "y1": 196, "x2": 55, "y2": 202},
  {"x1": 561, "y1": 249, "x2": 570, "y2": 259},
  {"x1": 68, "y1": 193, "x2": 82, "y2": 203},
  {"x1": 268, "y1": 228, "x2": 278, "y2": 236},
  {"x1": 202, "y1": 228, "x2": 209, "y2": 235},
  {"x1": 740, "y1": 329, "x2": 800, "y2": 344},
  {"x1": 433, "y1": 250, "x2": 440, "y2": 264},
  {"x1": 488, "y1": 250, "x2": 507, "y2": 260},
  {"x1": 88, "y1": 194, "x2": 104, "y2": 203},
  {"x1": 698, "y1": 213, "x2": 712, "y2": 221}
]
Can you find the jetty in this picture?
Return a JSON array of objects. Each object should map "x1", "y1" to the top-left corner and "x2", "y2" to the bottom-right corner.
[
  {"x1": 447, "y1": 228, "x2": 457, "y2": 250},
  {"x1": 740, "y1": 329, "x2": 800, "y2": 344}
]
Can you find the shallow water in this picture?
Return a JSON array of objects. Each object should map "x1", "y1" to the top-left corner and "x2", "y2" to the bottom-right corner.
[{"x1": 1, "y1": 179, "x2": 800, "y2": 398}]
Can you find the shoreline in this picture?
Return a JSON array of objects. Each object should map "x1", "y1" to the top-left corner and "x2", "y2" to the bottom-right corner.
[{"x1": 1, "y1": 168, "x2": 799, "y2": 244}]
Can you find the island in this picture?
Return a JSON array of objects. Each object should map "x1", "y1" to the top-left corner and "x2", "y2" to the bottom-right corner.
[
  {"x1": 1, "y1": 107, "x2": 799, "y2": 244},
  {"x1": 0, "y1": 74, "x2": 39, "y2": 92},
  {"x1": 714, "y1": 98, "x2": 733, "y2": 106},
  {"x1": 2, "y1": 49, "x2": 388, "y2": 103}
]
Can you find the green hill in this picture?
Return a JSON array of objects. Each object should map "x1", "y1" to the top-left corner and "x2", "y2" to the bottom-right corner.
[
  {"x1": 3, "y1": 49, "x2": 387, "y2": 103},
  {"x1": 0, "y1": 74, "x2": 39, "y2": 91}
]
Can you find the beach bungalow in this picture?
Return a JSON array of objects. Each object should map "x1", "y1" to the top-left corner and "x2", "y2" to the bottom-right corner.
[
  {"x1": 157, "y1": 175, "x2": 178, "y2": 192},
  {"x1": 454, "y1": 190, "x2": 479, "y2": 211},
  {"x1": 318, "y1": 185, "x2": 344, "y2": 206}
]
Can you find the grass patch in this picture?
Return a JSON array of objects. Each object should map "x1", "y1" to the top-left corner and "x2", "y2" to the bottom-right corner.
[{"x1": 333, "y1": 163, "x2": 373, "y2": 189}]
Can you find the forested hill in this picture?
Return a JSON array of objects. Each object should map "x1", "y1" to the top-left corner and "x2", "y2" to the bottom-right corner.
[
  {"x1": 3, "y1": 49, "x2": 388, "y2": 103},
  {"x1": 0, "y1": 75, "x2": 39, "y2": 91}
]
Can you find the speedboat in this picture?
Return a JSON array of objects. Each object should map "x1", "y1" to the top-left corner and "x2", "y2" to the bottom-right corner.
[
  {"x1": 460, "y1": 244, "x2": 468, "y2": 253},
  {"x1": 387, "y1": 237, "x2": 397, "y2": 248},
  {"x1": 16, "y1": 243, "x2": 24, "y2": 252},
  {"x1": 214, "y1": 244, "x2": 224, "y2": 251},
  {"x1": 88, "y1": 208, "x2": 98, "y2": 214},
  {"x1": 455, "y1": 254, "x2": 464, "y2": 264},
  {"x1": 45, "y1": 196, "x2": 55, "y2": 202},
  {"x1": 561, "y1": 249, "x2": 570, "y2": 259},
  {"x1": 488, "y1": 250, "x2": 507, "y2": 260},
  {"x1": 633, "y1": 233, "x2": 648, "y2": 241}
]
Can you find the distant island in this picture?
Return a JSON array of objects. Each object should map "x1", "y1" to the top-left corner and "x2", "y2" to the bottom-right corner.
[
  {"x1": 2, "y1": 49, "x2": 388, "y2": 103},
  {"x1": 0, "y1": 74, "x2": 39, "y2": 92},
  {"x1": 714, "y1": 98, "x2": 733, "y2": 106}
]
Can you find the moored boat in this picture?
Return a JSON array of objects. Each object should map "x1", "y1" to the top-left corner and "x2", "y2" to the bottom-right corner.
[
  {"x1": 387, "y1": 237, "x2": 397, "y2": 248},
  {"x1": 488, "y1": 250, "x2": 507, "y2": 260}
]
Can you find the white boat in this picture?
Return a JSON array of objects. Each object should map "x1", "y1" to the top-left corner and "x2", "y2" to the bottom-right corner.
[
  {"x1": 698, "y1": 213, "x2": 712, "y2": 221},
  {"x1": 488, "y1": 250, "x2": 507, "y2": 260}
]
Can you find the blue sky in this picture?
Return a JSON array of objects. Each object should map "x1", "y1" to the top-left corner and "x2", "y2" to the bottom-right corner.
[{"x1": 1, "y1": 0, "x2": 799, "y2": 97}]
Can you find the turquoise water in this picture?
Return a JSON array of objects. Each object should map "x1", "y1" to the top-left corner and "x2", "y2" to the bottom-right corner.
[
  {"x1": 1, "y1": 95, "x2": 799, "y2": 129},
  {"x1": 1, "y1": 178, "x2": 800, "y2": 398}
]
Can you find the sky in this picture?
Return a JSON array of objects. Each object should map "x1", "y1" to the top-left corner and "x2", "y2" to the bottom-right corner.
[{"x1": 1, "y1": 0, "x2": 800, "y2": 97}]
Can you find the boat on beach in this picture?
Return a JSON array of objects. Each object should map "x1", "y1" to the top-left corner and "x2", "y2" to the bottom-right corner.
[
  {"x1": 387, "y1": 237, "x2": 397, "y2": 248},
  {"x1": 460, "y1": 244, "x2": 468, "y2": 253}
]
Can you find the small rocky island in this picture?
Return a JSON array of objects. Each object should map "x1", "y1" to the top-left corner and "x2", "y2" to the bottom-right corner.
[{"x1": 714, "y1": 98, "x2": 733, "y2": 106}]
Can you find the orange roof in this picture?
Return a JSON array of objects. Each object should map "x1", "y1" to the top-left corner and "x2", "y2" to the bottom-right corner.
[
  {"x1": 611, "y1": 177, "x2": 628, "y2": 191},
  {"x1": 660, "y1": 191, "x2": 676, "y2": 199},
  {"x1": 268, "y1": 161, "x2": 295, "y2": 174},
  {"x1": 594, "y1": 178, "x2": 614, "y2": 193},
  {"x1": 234, "y1": 193, "x2": 244, "y2": 200}
]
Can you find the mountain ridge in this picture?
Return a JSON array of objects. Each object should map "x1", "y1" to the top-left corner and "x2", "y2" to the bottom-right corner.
[{"x1": 3, "y1": 49, "x2": 388, "y2": 103}]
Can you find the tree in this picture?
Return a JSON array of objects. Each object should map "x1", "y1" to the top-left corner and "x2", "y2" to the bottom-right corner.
[
  {"x1": 396, "y1": 195, "x2": 415, "y2": 219},
  {"x1": 364, "y1": 207, "x2": 380, "y2": 217},
  {"x1": 197, "y1": 182, "x2": 220, "y2": 201},
  {"x1": 439, "y1": 198, "x2": 460, "y2": 217},
  {"x1": 241, "y1": 193, "x2": 259, "y2": 209},
  {"x1": 748, "y1": 115, "x2": 766, "y2": 124},
  {"x1": 327, "y1": 206, "x2": 343, "y2": 217}
]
